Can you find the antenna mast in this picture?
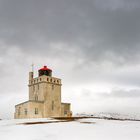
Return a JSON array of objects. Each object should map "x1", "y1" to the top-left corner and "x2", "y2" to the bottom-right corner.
[{"x1": 31, "y1": 63, "x2": 34, "y2": 72}]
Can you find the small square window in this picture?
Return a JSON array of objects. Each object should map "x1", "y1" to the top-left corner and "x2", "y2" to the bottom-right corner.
[
  {"x1": 35, "y1": 108, "x2": 38, "y2": 114},
  {"x1": 24, "y1": 108, "x2": 27, "y2": 115},
  {"x1": 35, "y1": 95, "x2": 38, "y2": 101},
  {"x1": 18, "y1": 107, "x2": 21, "y2": 115},
  {"x1": 52, "y1": 101, "x2": 54, "y2": 110},
  {"x1": 33, "y1": 86, "x2": 35, "y2": 92},
  {"x1": 52, "y1": 85, "x2": 54, "y2": 90}
]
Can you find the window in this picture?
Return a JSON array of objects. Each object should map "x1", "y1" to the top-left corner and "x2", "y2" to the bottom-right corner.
[
  {"x1": 35, "y1": 108, "x2": 38, "y2": 114},
  {"x1": 24, "y1": 108, "x2": 27, "y2": 115},
  {"x1": 64, "y1": 111, "x2": 67, "y2": 115},
  {"x1": 57, "y1": 80, "x2": 59, "y2": 84},
  {"x1": 33, "y1": 85, "x2": 35, "y2": 92},
  {"x1": 50, "y1": 79, "x2": 52, "y2": 82},
  {"x1": 38, "y1": 84, "x2": 39, "y2": 90},
  {"x1": 52, "y1": 85, "x2": 54, "y2": 90},
  {"x1": 47, "y1": 78, "x2": 49, "y2": 82},
  {"x1": 18, "y1": 107, "x2": 21, "y2": 115},
  {"x1": 35, "y1": 95, "x2": 38, "y2": 101},
  {"x1": 52, "y1": 101, "x2": 54, "y2": 110},
  {"x1": 40, "y1": 78, "x2": 42, "y2": 81}
]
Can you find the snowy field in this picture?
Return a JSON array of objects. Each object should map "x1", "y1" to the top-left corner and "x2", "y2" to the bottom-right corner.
[{"x1": 0, "y1": 118, "x2": 140, "y2": 140}]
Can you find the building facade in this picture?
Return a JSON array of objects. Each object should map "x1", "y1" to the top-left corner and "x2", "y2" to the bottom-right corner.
[{"x1": 14, "y1": 66, "x2": 72, "y2": 119}]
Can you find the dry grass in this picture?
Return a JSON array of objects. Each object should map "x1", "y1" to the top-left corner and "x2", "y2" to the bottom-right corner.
[
  {"x1": 80, "y1": 122, "x2": 95, "y2": 124},
  {"x1": 20, "y1": 120, "x2": 70, "y2": 125},
  {"x1": 18, "y1": 116, "x2": 140, "y2": 125},
  {"x1": 18, "y1": 117, "x2": 93, "y2": 125}
]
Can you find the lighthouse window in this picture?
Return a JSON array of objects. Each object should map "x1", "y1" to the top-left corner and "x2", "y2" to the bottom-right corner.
[
  {"x1": 24, "y1": 108, "x2": 27, "y2": 115},
  {"x1": 52, "y1": 101, "x2": 54, "y2": 110},
  {"x1": 35, "y1": 95, "x2": 38, "y2": 101},
  {"x1": 33, "y1": 86, "x2": 35, "y2": 92},
  {"x1": 64, "y1": 111, "x2": 67, "y2": 115},
  {"x1": 35, "y1": 108, "x2": 38, "y2": 114},
  {"x1": 52, "y1": 84, "x2": 54, "y2": 90},
  {"x1": 18, "y1": 107, "x2": 21, "y2": 115}
]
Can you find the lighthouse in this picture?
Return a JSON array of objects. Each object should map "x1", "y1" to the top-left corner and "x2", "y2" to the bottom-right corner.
[{"x1": 15, "y1": 66, "x2": 72, "y2": 119}]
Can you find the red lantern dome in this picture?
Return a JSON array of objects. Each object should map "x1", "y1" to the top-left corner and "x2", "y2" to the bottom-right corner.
[{"x1": 38, "y1": 66, "x2": 52, "y2": 77}]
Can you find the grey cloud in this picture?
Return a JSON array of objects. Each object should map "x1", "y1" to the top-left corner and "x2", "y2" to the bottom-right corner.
[
  {"x1": 71, "y1": 88, "x2": 140, "y2": 115},
  {"x1": 103, "y1": 89, "x2": 140, "y2": 98},
  {"x1": 0, "y1": 0, "x2": 140, "y2": 65},
  {"x1": 81, "y1": 88, "x2": 140, "y2": 99}
]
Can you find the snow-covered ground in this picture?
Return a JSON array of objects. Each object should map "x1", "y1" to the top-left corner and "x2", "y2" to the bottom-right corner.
[
  {"x1": 76, "y1": 112, "x2": 140, "y2": 120},
  {"x1": 0, "y1": 118, "x2": 140, "y2": 140}
]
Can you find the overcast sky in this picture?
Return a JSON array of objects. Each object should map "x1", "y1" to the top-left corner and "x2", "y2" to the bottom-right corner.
[{"x1": 1, "y1": 0, "x2": 140, "y2": 119}]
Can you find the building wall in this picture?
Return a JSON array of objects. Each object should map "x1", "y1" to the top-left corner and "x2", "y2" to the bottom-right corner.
[
  {"x1": 15, "y1": 101, "x2": 30, "y2": 119},
  {"x1": 43, "y1": 81, "x2": 62, "y2": 117},
  {"x1": 26, "y1": 75, "x2": 62, "y2": 118},
  {"x1": 61, "y1": 103, "x2": 72, "y2": 117},
  {"x1": 15, "y1": 101, "x2": 44, "y2": 119}
]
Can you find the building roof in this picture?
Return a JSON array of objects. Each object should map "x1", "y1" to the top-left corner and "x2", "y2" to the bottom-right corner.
[
  {"x1": 39, "y1": 66, "x2": 52, "y2": 71},
  {"x1": 15, "y1": 100, "x2": 44, "y2": 106}
]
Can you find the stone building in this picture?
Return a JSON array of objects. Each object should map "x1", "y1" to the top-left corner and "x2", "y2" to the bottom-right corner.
[{"x1": 14, "y1": 66, "x2": 72, "y2": 119}]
